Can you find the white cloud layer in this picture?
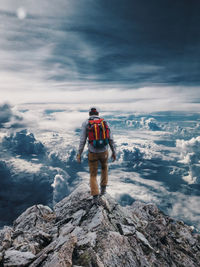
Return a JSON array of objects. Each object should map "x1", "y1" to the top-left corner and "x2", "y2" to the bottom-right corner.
[
  {"x1": 168, "y1": 192, "x2": 200, "y2": 229},
  {"x1": 1, "y1": 85, "x2": 200, "y2": 113},
  {"x1": 6, "y1": 157, "x2": 43, "y2": 175}
]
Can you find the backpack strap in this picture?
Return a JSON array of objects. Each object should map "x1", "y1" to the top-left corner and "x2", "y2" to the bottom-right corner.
[
  {"x1": 94, "y1": 123, "x2": 98, "y2": 140},
  {"x1": 101, "y1": 120, "x2": 106, "y2": 139}
]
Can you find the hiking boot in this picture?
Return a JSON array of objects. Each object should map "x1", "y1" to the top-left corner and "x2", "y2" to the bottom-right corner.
[
  {"x1": 92, "y1": 195, "x2": 99, "y2": 205},
  {"x1": 100, "y1": 185, "x2": 106, "y2": 196}
]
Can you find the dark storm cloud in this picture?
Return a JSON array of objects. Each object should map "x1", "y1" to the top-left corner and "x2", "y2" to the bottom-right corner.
[
  {"x1": 0, "y1": 129, "x2": 77, "y2": 226},
  {"x1": 0, "y1": 103, "x2": 12, "y2": 127},
  {"x1": 1, "y1": 0, "x2": 200, "y2": 89},
  {"x1": 0, "y1": 159, "x2": 53, "y2": 227},
  {"x1": 2, "y1": 129, "x2": 46, "y2": 157},
  {"x1": 0, "y1": 130, "x2": 52, "y2": 226},
  {"x1": 46, "y1": 0, "x2": 200, "y2": 85},
  {"x1": 0, "y1": 103, "x2": 24, "y2": 128}
]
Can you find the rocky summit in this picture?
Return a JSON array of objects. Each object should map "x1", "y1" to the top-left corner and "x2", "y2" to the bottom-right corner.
[{"x1": 0, "y1": 183, "x2": 200, "y2": 267}]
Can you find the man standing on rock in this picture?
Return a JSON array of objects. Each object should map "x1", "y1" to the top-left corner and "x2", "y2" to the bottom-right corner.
[{"x1": 77, "y1": 107, "x2": 116, "y2": 203}]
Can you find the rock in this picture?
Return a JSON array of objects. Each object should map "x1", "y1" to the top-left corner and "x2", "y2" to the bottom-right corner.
[
  {"x1": 0, "y1": 226, "x2": 13, "y2": 250},
  {"x1": 0, "y1": 183, "x2": 200, "y2": 267},
  {"x1": 0, "y1": 252, "x2": 3, "y2": 261},
  {"x1": 135, "y1": 231, "x2": 154, "y2": 251},
  {"x1": 77, "y1": 231, "x2": 97, "y2": 248},
  {"x1": 13, "y1": 204, "x2": 55, "y2": 232},
  {"x1": 0, "y1": 204, "x2": 56, "y2": 261},
  {"x1": 54, "y1": 183, "x2": 91, "y2": 221},
  {"x1": 118, "y1": 223, "x2": 136, "y2": 236},
  {"x1": 41, "y1": 234, "x2": 77, "y2": 267},
  {"x1": 4, "y1": 249, "x2": 35, "y2": 266}
]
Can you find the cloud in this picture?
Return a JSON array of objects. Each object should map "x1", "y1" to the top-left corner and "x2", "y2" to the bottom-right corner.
[
  {"x1": 51, "y1": 174, "x2": 70, "y2": 205},
  {"x1": 1, "y1": 85, "x2": 199, "y2": 114},
  {"x1": 0, "y1": 125, "x2": 80, "y2": 226},
  {"x1": 0, "y1": 159, "x2": 53, "y2": 227},
  {"x1": 0, "y1": 0, "x2": 75, "y2": 17},
  {"x1": 141, "y1": 118, "x2": 161, "y2": 131},
  {"x1": 107, "y1": 169, "x2": 169, "y2": 205},
  {"x1": 0, "y1": 103, "x2": 23, "y2": 128},
  {"x1": 0, "y1": 103, "x2": 13, "y2": 127},
  {"x1": 125, "y1": 116, "x2": 162, "y2": 131},
  {"x1": 0, "y1": 0, "x2": 200, "y2": 110},
  {"x1": 0, "y1": 105, "x2": 200, "y2": 230},
  {"x1": 2, "y1": 129, "x2": 46, "y2": 157},
  {"x1": 6, "y1": 157, "x2": 43, "y2": 175},
  {"x1": 168, "y1": 192, "x2": 200, "y2": 229},
  {"x1": 176, "y1": 136, "x2": 200, "y2": 184}
]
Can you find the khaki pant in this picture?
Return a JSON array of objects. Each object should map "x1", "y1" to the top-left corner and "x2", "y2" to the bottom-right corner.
[{"x1": 88, "y1": 150, "x2": 108, "y2": 196}]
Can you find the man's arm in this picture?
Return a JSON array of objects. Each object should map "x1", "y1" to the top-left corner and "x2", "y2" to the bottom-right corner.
[
  {"x1": 77, "y1": 121, "x2": 88, "y2": 162},
  {"x1": 107, "y1": 123, "x2": 116, "y2": 161}
]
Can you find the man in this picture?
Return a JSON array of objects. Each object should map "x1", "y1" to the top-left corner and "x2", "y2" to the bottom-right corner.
[{"x1": 77, "y1": 107, "x2": 116, "y2": 203}]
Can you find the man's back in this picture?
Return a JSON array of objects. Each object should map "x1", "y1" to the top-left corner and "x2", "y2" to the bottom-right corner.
[
  {"x1": 77, "y1": 107, "x2": 116, "y2": 201},
  {"x1": 78, "y1": 114, "x2": 115, "y2": 154}
]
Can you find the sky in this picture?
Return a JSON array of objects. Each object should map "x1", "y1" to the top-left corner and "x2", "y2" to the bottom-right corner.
[
  {"x1": 0, "y1": 0, "x2": 200, "y2": 111},
  {"x1": 1, "y1": 0, "x2": 200, "y2": 229}
]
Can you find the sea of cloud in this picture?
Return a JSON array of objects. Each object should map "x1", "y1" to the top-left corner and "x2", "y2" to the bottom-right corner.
[{"x1": 0, "y1": 102, "x2": 200, "y2": 230}]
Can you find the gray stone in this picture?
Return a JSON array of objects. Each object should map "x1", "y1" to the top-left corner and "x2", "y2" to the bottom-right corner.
[
  {"x1": 1, "y1": 183, "x2": 200, "y2": 267},
  {"x1": 0, "y1": 252, "x2": 3, "y2": 262},
  {"x1": 4, "y1": 249, "x2": 35, "y2": 266},
  {"x1": 42, "y1": 234, "x2": 77, "y2": 267},
  {"x1": 0, "y1": 226, "x2": 13, "y2": 250},
  {"x1": 120, "y1": 224, "x2": 136, "y2": 236},
  {"x1": 13, "y1": 204, "x2": 55, "y2": 232},
  {"x1": 135, "y1": 231, "x2": 154, "y2": 250}
]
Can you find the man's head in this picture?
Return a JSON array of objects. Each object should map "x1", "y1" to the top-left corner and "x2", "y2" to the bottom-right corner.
[{"x1": 89, "y1": 107, "x2": 99, "y2": 116}]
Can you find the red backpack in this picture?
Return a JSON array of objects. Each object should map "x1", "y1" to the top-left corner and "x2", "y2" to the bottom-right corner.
[{"x1": 88, "y1": 118, "x2": 110, "y2": 148}]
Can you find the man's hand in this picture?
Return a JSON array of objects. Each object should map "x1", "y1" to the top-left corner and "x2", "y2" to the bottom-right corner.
[
  {"x1": 76, "y1": 154, "x2": 81, "y2": 163},
  {"x1": 111, "y1": 153, "x2": 116, "y2": 162}
]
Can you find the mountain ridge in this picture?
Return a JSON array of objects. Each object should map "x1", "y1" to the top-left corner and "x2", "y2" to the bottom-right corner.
[{"x1": 0, "y1": 183, "x2": 200, "y2": 266}]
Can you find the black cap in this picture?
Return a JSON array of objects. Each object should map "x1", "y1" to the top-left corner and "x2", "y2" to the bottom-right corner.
[{"x1": 89, "y1": 107, "x2": 99, "y2": 116}]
